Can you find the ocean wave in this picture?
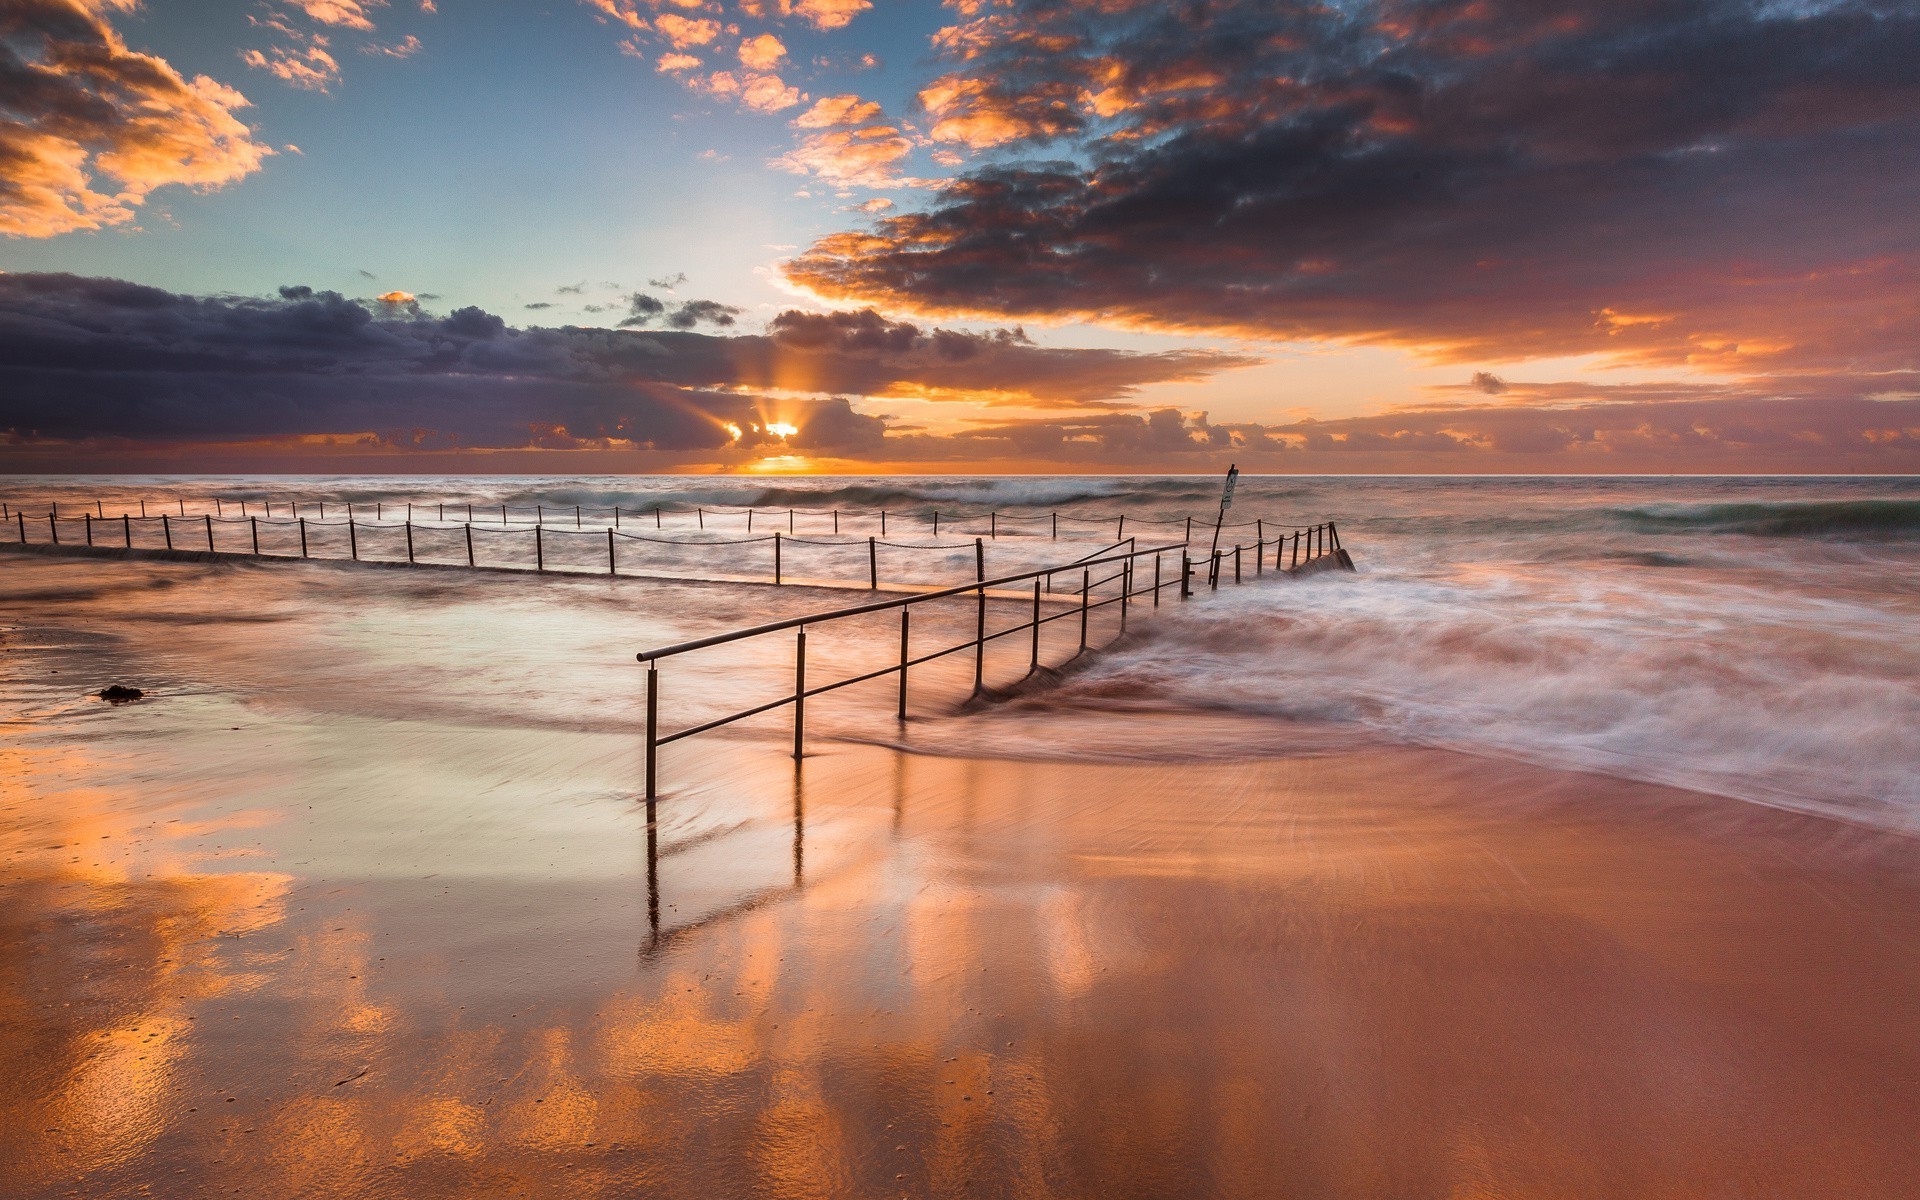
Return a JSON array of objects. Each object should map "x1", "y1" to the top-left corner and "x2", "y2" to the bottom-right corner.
[{"x1": 1615, "y1": 499, "x2": 1920, "y2": 539}]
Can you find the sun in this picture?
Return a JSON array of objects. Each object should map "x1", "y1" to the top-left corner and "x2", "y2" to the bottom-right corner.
[{"x1": 766, "y1": 421, "x2": 799, "y2": 438}]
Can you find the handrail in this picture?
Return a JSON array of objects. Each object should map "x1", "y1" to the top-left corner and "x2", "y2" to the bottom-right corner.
[
  {"x1": 635, "y1": 522, "x2": 1349, "y2": 796},
  {"x1": 634, "y1": 542, "x2": 1182, "y2": 662}
]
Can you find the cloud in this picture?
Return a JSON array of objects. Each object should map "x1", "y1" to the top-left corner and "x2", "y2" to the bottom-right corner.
[
  {"x1": 363, "y1": 34, "x2": 423, "y2": 58},
  {"x1": 0, "y1": 274, "x2": 1264, "y2": 464},
  {"x1": 284, "y1": 0, "x2": 382, "y2": 31},
  {"x1": 786, "y1": 0, "x2": 1920, "y2": 375},
  {"x1": 793, "y1": 93, "x2": 883, "y2": 128},
  {"x1": 774, "y1": 124, "x2": 914, "y2": 187},
  {"x1": 742, "y1": 0, "x2": 871, "y2": 31},
  {"x1": 1470, "y1": 372, "x2": 1509, "y2": 396},
  {"x1": 241, "y1": 37, "x2": 341, "y2": 91},
  {"x1": 654, "y1": 13, "x2": 720, "y2": 49},
  {"x1": 738, "y1": 32, "x2": 786, "y2": 71},
  {"x1": 656, "y1": 51, "x2": 700, "y2": 71},
  {"x1": 0, "y1": 0, "x2": 272, "y2": 238}
]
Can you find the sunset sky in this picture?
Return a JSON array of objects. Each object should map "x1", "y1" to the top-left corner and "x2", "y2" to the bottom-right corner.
[{"x1": 2, "y1": 0, "x2": 1916, "y2": 472}]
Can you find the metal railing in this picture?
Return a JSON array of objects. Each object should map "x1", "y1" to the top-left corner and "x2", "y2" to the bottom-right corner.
[
  {"x1": 8, "y1": 506, "x2": 1342, "y2": 595},
  {"x1": 633, "y1": 523, "x2": 1344, "y2": 797}
]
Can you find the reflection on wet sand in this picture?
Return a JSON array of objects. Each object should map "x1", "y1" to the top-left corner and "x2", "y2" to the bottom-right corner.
[{"x1": 7, "y1": 725, "x2": 1920, "y2": 1198}]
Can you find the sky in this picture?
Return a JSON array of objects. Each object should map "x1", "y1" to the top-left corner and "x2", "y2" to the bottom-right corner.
[{"x1": 0, "y1": 0, "x2": 1916, "y2": 473}]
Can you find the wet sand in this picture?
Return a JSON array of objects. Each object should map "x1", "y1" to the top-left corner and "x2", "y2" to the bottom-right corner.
[
  {"x1": 5, "y1": 551, "x2": 1920, "y2": 1197},
  {"x1": 7, "y1": 723, "x2": 1920, "y2": 1197}
]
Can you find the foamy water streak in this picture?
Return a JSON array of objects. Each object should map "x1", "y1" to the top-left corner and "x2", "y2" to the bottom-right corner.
[{"x1": 4, "y1": 474, "x2": 1917, "y2": 829}]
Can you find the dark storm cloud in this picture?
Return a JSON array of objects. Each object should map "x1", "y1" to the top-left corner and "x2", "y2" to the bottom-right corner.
[
  {"x1": 0, "y1": 273, "x2": 1248, "y2": 454},
  {"x1": 788, "y1": 0, "x2": 1920, "y2": 370}
]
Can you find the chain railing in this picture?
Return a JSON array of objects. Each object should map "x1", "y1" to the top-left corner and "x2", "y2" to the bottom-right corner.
[{"x1": 633, "y1": 524, "x2": 1347, "y2": 797}]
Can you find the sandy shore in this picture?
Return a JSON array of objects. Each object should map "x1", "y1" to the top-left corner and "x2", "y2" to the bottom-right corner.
[{"x1": 5, "y1": 717, "x2": 1920, "y2": 1198}]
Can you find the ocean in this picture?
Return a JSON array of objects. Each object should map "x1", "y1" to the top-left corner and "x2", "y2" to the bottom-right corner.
[{"x1": 4, "y1": 473, "x2": 1917, "y2": 831}]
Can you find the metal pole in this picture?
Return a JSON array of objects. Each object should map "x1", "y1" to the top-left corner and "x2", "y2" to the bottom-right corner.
[
  {"x1": 1185, "y1": 516, "x2": 1192, "y2": 542},
  {"x1": 85, "y1": 513, "x2": 92, "y2": 546},
  {"x1": 349, "y1": 519, "x2": 359, "y2": 560},
  {"x1": 748, "y1": 509, "x2": 754, "y2": 532},
  {"x1": 439, "y1": 503, "x2": 445, "y2": 522},
  {"x1": 204, "y1": 514, "x2": 214, "y2": 552},
  {"x1": 1118, "y1": 515, "x2": 1125, "y2": 540},
  {"x1": 833, "y1": 509, "x2": 839, "y2": 534},
  {"x1": 162, "y1": 514, "x2": 171, "y2": 549},
  {"x1": 788, "y1": 509, "x2": 794, "y2": 534},
  {"x1": 932, "y1": 510, "x2": 939, "y2": 537},
  {"x1": 1235, "y1": 544, "x2": 1242, "y2": 583},
  {"x1": 1329, "y1": 521, "x2": 1340, "y2": 550},
  {"x1": 49, "y1": 513, "x2": 58, "y2": 545},
  {"x1": 1211, "y1": 551, "x2": 1221, "y2": 591},
  {"x1": 1052, "y1": 512, "x2": 1058, "y2": 539},
  {"x1": 990, "y1": 512, "x2": 997, "y2": 540},
  {"x1": 644, "y1": 665, "x2": 659, "y2": 799},
  {"x1": 123, "y1": 515, "x2": 130, "y2": 548},
  {"x1": 974, "y1": 554, "x2": 987, "y2": 694},
  {"x1": 1153, "y1": 554, "x2": 1162, "y2": 607},
  {"x1": 1181, "y1": 551, "x2": 1191, "y2": 599},
  {"x1": 608, "y1": 528, "x2": 616, "y2": 575},
  {"x1": 1256, "y1": 537, "x2": 1263, "y2": 575},
  {"x1": 405, "y1": 521, "x2": 415, "y2": 564},
  {"x1": 697, "y1": 507, "x2": 704, "y2": 529},
  {"x1": 535, "y1": 525, "x2": 544, "y2": 572},
  {"x1": 1291, "y1": 532, "x2": 1300, "y2": 569},
  {"x1": 792, "y1": 627, "x2": 807, "y2": 760},
  {"x1": 1030, "y1": 578, "x2": 1042, "y2": 672},
  {"x1": 868, "y1": 536, "x2": 878, "y2": 589},
  {"x1": 897, "y1": 609, "x2": 910, "y2": 720},
  {"x1": 17, "y1": 512, "x2": 25, "y2": 542},
  {"x1": 502, "y1": 503, "x2": 507, "y2": 525},
  {"x1": 465, "y1": 524, "x2": 474, "y2": 567},
  {"x1": 774, "y1": 532, "x2": 782, "y2": 584},
  {"x1": 298, "y1": 518, "x2": 307, "y2": 558},
  {"x1": 250, "y1": 516, "x2": 259, "y2": 555},
  {"x1": 576, "y1": 505, "x2": 582, "y2": 529},
  {"x1": 1121, "y1": 560, "x2": 1131, "y2": 631},
  {"x1": 1079, "y1": 569, "x2": 1090, "y2": 651},
  {"x1": 538, "y1": 504, "x2": 543, "y2": 526},
  {"x1": 880, "y1": 510, "x2": 887, "y2": 535}
]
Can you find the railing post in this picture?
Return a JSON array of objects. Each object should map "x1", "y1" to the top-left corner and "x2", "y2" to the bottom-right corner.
[
  {"x1": 298, "y1": 517, "x2": 307, "y2": 557},
  {"x1": 1329, "y1": 521, "x2": 1340, "y2": 551},
  {"x1": 792, "y1": 627, "x2": 807, "y2": 760},
  {"x1": 990, "y1": 512, "x2": 997, "y2": 539},
  {"x1": 1118, "y1": 514, "x2": 1125, "y2": 540},
  {"x1": 85, "y1": 513, "x2": 93, "y2": 546},
  {"x1": 880, "y1": 509, "x2": 887, "y2": 535},
  {"x1": 1030, "y1": 578, "x2": 1042, "y2": 673},
  {"x1": 697, "y1": 507, "x2": 704, "y2": 529},
  {"x1": 405, "y1": 521, "x2": 415, "y2": 564},
  {"x1": 1052, "y1": 512, "x2": 1057, "y2": 539},
  {"x1": 465, "y1": 524, "x2": 474, "y2": 566},
  {"x1": 788, "y1": 509, "x2": 795, "y2": 534},
  {"x1": 123, "y1": 515, "x2": 130, "y2": 548},
  {"x1": 250, "y1": 516, "x2": 259, "y2": 555},
  {"x1": 162, "y1": 514, "x2": 171, "y2": 550},
  {"x1": 576, "y1": 504, "x2": 582, "y2": 529},
  {"x1": 349, "y1": 519, "x2": 359, "y2": 560},
  {"x1": 1185, "y1": 516, "x2": 1192, "y2": 543},
  {"x1": 973, "y1": 538, "x2": 987, "y2": 692},
  {"x1": 644, "y1": 664, "x2": 659, "y2": 800},
  {"x1": 18, "y1": 512, "x2": 26, "y2": 543},
  {"x1": 48, "y1": 513, "x2": 58, "y2": 545},
  {"x1": 897, "y1": 608, "x2": 910, "y2": 719},
  {"x1": 501, "y1": 503, "x2": 507, "y2": 525},
  {"x1": 774, "y1": 531, "x2": 782, "y2": 584},
  {"x1": 1210, "y1": 550, "x2": 1221, "y2": 590},
  {"x1": 535, "y1": 525, "x2": 544, "y2": 572},
  {"x1": 1153, "y1": 554, "x2": 1162, "y2": 607},
  {"x1": 538, "y1": 504, "x2": 543, "y2": 526},
  {"x1": 1235, "y1": 544, "x2": 1242, "y2": 583},
  {"x1": 1079, "y1": 569, "x2": 1090, "y2": 650},
  {"x1": 204, "y1": 514, "x2": 214, "y2": 552},
  {"x1": 868, "y1": 536, "x2": 878, "y2": 589},
  {"x1": 439, "y1": 503, "x2": 445, "y2": 522},
  {"x1": 1291, "y1": 532, "x2": 1300, "y2": 569},
  {"x1": 1181, "y1": 551, "x2": 1191, "y2": 599},
  {"x1": 608, "y1": 528, "x2": 616, "y2": 574},
  {"x1": 933, "y1": 510, "x2": 940, "y2": 537},
  {"x1": 748, "y1": 509, "x2": 754, "y2": 532},
  {"x1": 1121, "y1": 559, "x2": 1131, "y2": 631}
]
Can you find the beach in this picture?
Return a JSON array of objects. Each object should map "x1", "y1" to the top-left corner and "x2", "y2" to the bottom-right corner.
[{"x1": 4, "y1": 476, "x2": 1919, "y2": 1197}]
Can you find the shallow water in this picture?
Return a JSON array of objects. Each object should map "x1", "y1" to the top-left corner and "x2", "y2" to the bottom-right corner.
[{"x1": 6, "y1": 473, "x2": 1915, "y2": 830}]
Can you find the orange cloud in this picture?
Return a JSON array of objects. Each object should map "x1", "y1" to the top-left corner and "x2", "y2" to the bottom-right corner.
[
  {"x1": 738, "y1": 32, "x2": 786, "y2": 70},
  {"x1": 774, "y1": 125, "x2": 914, "y2": 187},
  {"x1": 793, "y1": 93, "x2": 883, "y2": 128},
  {"x1": 655, "y1": 13, "x2": 721, "y2": 48},
  {"x1": 1, "y1": 0, "x2": 272, "y2": 238},
  {"x1": 742, "y1": 0, "x2": 872, "y2": 30}
]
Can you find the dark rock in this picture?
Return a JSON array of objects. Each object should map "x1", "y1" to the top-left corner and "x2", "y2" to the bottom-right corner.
[{"x1": 97, "y1": 685, "x2": 143, "y2": 703}]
